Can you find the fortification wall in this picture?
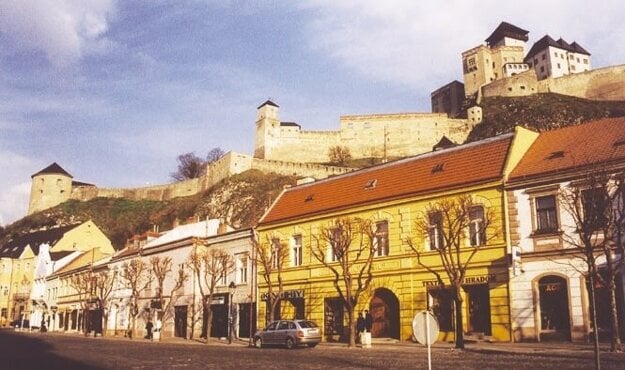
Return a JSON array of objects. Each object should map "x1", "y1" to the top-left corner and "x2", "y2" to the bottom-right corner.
[
  {"x1": 340, "y1": 113, "x2": 471, "y2": 158},
  {"x1": 251, "y1": 158, "x2": 354, "y2": 178},
  {"x1": 264, "y1": 130, "x2": 342, "y2": 163},
  {"x1": 70, "y1": 178, "x2": 202, "y2": 202},
  {"x1": 537, "y1": 64, "x2": 625, "y2": 100},
  {"x1": 481, "y1": 65, "x2": 625, "y2": 100},
  {"x1": 482, "y1": 70, "x2": 539, "y2": 98}
]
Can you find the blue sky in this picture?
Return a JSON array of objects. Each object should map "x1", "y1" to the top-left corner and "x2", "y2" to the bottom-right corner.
[{"x1": 2, "y1": 0, "x2": 625, "y2": 225}]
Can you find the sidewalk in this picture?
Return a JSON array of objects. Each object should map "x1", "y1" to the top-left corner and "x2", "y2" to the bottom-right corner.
[{"x1": 9, "y1": 328, "x2": 622, "y2": 357}]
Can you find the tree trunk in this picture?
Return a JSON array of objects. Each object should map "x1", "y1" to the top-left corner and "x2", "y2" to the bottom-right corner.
[
  {"x1": 454, "y1": 288, "x2": 465, "y2": 349},
  {"x1": 347, "y1": 307, "x2": 356, "y2": 347},
  {"x1": 102, "y1": 314, "x2": 108, "y2": 337},
  {"x1": 588, "y1": 272, "x2": 601, "y2": 370},
  {"x1": 205, "y1": 304, "x2": 213, "y2": 344},
  {"x1": 608, "y1": 279, "x2": 622, "y2": 352}
]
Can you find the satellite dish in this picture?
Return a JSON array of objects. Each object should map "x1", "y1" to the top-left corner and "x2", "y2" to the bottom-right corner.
[{"x1": 412, "y1": 310, "x2": 439, "y2": 346}]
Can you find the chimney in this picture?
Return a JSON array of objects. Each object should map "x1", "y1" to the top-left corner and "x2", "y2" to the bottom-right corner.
[{"x1": 218, "y1": 219, "x2": 229, "y2": 235}]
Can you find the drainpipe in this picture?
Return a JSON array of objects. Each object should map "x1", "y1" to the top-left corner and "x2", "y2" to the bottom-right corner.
[{"x1": 503, "y1": 187, "x2": 515, "y2": 343}]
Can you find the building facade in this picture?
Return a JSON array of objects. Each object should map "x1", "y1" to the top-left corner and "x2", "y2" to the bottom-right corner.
[
  {"x1": 506, "y1": 118, "x2": 625, "y2": 342},
  {"x1": 525, "y1": 35, "x2": 591, "y2": 80},
  {"x1": 256, "y1": 127, "x2": 539, "y2": 343}
]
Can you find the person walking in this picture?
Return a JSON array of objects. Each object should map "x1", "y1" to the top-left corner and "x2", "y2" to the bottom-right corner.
[
  {"x1": 364, "y1": 310, "x2": 373, "y2": 333},
  {"x1": 145, "y1": 320, "x2": 154, "y2": 341}
]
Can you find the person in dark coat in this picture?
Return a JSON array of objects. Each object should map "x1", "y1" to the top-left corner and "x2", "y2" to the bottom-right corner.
[
  {"x1": 145, "y1": 320, "x2": 154, "y2": 340},
  {"x1": 357, "y1": 312, "x2": 365, "y2": 332},
  {"x1": 364, "y1": 310, "x2": 373, "y2": 333}
]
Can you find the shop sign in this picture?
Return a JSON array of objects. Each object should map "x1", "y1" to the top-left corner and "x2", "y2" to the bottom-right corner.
[
  {"x1": 261, "y1": 289, "x2": 304, "y2": 301},
  {"x1": 422, "y1": 274, "x2": 496, "y2": 287}
]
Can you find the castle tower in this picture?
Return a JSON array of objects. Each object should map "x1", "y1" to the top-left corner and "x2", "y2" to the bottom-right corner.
[
  {"x1": 254, "y1": 100, "x2": 281, "y2": 159},
  {"x1": 27, "y1": 162, "x2": 73, "y2": 215}
]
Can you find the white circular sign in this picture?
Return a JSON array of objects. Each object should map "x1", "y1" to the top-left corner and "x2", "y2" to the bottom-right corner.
[{"x1": 412, "y1": 310, "x2": 439, "y2": 346}]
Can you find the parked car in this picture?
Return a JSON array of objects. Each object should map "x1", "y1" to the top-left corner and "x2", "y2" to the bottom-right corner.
[{"x1": 253, "y1": 319, "x2": 321, "y2": 349}]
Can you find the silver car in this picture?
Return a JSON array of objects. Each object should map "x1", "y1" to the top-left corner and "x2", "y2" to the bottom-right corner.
[{"x1": 253, "y1": 319, "x2": 321, "y2": 349}]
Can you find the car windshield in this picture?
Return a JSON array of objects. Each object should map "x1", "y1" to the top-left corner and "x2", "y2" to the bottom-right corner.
[{"x1": 298, "y1": 321, "x2": 318, "y2": 328}]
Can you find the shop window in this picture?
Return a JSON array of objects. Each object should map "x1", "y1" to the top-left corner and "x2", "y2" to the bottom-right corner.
[
  {"x1": 535, "y1": 195, "x2": 558, "y2": 233},
  {"x1": 469, "y1": 206, "x2": 486, "y2": 246},
  {"x1": 324, "y1": 297, "x2": 344, "y2": 338},
  {"x1": 375, "y1": 221, "x2": 389, "y2": 256},
  {"x1": 428, "y1": 211, "x2": 444, "y2": 250}
]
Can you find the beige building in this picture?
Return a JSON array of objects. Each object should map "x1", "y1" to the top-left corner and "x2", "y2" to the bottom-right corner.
[{"x1": 462, "y1": 22, "x2": 529, "y2": 97}]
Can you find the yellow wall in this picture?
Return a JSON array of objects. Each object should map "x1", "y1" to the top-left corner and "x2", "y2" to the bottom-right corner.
[
  {"x1": 257, "y1": 185, "x2": 512, "y2": 342},
  {"x1": 53, "y1": 220, "x2": 114, "y2": 254}
]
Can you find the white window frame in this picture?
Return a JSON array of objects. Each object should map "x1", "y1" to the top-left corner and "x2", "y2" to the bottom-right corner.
[
  {"x1": 291, "y1": 235, "x2": 303, "y2": 267},
  {"x1": 375, "y1": 221, "x2": 389, "y2": 257}
]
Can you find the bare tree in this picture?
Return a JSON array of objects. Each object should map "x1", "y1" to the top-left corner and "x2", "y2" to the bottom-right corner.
[
  {"x1": 328, "y1": 146, "x2": 352, "y2": 166},
  {"x1": 171, "y1": 152, "x2": 206, "y2": 181},
  {"x1": 119, "y1": 258, "x2": 154, "y2": 339},
  {"x1": 206, "y1": 147, "x2": 226, "y2": 164},
  {"x1": 252, "y1": 233, "x2": 289, "y2": 324},
  {"x1": 93, "y1": 269, "x2": 117, "y2": 337},
  {"x1": 187, "y1": 243, "x2": 235, "y2": 343},
  {"x1": 68, "y1": 271, "x2": 95, "y2": 335},
  {"x1": 150, "y1": 256, "x2": 189, "y2": 329},
  {"x1": 560, "y1": 170, "x2": 625, "y2": 354},
  {"x1": 405, "y1": 195, "x2": 496, "y2": 349},
  {"x1": 310, "y1": 217, "x2": 376, "y2": 347}
]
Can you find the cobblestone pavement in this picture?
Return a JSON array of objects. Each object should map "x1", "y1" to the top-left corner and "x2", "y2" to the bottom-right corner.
[{"x1": 1, "y1": 328, "x2": 623, "y2": 370}]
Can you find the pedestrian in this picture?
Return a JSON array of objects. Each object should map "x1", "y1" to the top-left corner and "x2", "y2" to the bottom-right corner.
[
  {"x1": 356, "y1": 312, "x2": 365, "y2": 343},
  {"x1": 145, "y1": 320, "x2": 154, "y2": 340},
  {"x1": 364, "y1": 310, "x2": 372, "y2": 333}
]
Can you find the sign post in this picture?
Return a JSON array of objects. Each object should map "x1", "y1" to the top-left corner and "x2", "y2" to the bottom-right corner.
[{"x1": 413, "y1": 311, "x2": 439, "y2": 370}]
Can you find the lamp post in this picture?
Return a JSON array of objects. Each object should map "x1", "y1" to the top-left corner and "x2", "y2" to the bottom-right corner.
[{"x1": 228, "y1": 281, "x2": 236, "y2": 344}]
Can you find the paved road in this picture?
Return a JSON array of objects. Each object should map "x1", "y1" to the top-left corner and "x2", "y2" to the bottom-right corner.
[{"x1": 0, "y1": 329, "x2": 623, "y2": 369}]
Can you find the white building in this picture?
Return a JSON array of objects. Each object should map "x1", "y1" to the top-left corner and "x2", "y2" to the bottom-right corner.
[
  {"x1": 506, "y1": 118, "x2": 625, "y2": 342},
  {"x1": 525, "y1": 35, "x2": 591, "y2": 80}
]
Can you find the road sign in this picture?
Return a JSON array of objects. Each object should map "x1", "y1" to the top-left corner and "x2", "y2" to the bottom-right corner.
[{"x1": 413, "y1": 310, "x2": 439, "y2": 345}]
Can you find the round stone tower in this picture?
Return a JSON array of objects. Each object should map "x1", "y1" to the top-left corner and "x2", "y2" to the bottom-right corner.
[{"x1": 27, "y1": 162, "x2": 73, "y2": 215}]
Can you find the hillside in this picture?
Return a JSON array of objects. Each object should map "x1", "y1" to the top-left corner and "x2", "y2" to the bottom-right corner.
[
  {"x1": 0, "y1": 170, "x2": 297, "y2": 249},
  {"x1": 467, "y1": 93, "x2": 625, "y2": 142}
]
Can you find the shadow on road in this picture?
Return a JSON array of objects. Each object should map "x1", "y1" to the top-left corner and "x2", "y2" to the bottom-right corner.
[{"x1": 0, "y1": 329, "x2": 101, "y2": 370}]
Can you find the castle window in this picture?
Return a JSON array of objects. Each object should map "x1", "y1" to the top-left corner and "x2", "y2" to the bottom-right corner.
[
  {"x1": 364, "y1": 122, "x2": 371, "y2": 129},
  {"x1": 571, "y1": 65, "x2": 576, "y2": 71},
  {"x1": 583, "y1": 58, "x2": 588, "y2": 64}
]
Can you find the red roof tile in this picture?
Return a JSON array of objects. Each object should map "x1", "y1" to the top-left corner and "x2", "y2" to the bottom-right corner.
[
  {"x1": 259, "y1": 135, "x2": 514, "y2": 225},
  {"x1": 509, "y1": 117, "x2": 625, "y2": 182}
]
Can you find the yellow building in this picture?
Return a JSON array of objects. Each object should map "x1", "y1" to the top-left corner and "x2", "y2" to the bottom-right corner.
[
  {"x1": 256, "y1": 127, "x2": 538, "y2": 343},
  {"x1": 0, "y1": 220, "x2": 113, "y2": 327}
]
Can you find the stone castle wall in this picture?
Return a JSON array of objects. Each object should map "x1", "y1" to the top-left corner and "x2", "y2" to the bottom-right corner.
[{"x1": 481, "y1": 65, "x2": 625, "y2": 100}]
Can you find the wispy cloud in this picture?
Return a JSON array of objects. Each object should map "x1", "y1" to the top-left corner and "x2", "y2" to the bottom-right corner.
[{"x1": 0, "y1": 0, "x2": 117, "y2": 67}]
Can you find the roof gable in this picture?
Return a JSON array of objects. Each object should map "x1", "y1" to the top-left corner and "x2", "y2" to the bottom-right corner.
[
  {"x1": 31, "y1": 162, "x2": 73, "y2": 178},
  {"x1": 508, "y1": 118, "x2": 625, "y2": 182},
  {"x1": 257, "y1": 100, "x2": 279, "y2": 109},
  {"x1": 260, "y1": 135, "x2": 514, "y2": 225},
  {"x1": 485, "y1": 21, "x2": 529, "y2": 46},
  {"x1": 0, "y1": 225, "x2": 77, "y2": 258}
]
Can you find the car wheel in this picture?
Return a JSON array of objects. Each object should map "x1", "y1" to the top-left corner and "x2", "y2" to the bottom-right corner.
[
  {"x1": 307, "y1": 343, "x2": 317, "y2": 348},
  {"x1": 254, "y1": 337, "x2": 263, "y2": 349},
  {"x1": 285, "y1": 337, "x2": 295, "y2": 349}
]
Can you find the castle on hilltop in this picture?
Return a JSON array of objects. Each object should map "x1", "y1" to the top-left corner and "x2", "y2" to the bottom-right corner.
[
  {"x1": 27, "y1": 21, "x2": 625, "y2": 216},
  {"x1": 432, "y1": 21, "x2": 625, "y2": 116},
  {"x1": 28, "y1": 99, "x2": 474, "y2": 215}
]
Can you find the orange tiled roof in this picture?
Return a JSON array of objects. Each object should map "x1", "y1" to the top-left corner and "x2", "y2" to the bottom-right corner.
[
  {"x1": 259, "y1": 134, "x2": 514, "y2": 226},
  {"x1": 509, "y1": 117, "x2": 625, "y2": 182}
]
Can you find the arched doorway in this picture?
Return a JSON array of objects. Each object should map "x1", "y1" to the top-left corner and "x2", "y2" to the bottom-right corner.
[
  {"x1": 369, "y1": 288, "x2": 400, "y2": 339},
  {"x1": 538, "y1": 275, "x2": 571, "y2": 341}
]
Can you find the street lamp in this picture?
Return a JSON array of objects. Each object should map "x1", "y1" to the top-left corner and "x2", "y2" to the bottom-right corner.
[{"x1": 228, "y1": 281, "x2": 236, "y2": 344}]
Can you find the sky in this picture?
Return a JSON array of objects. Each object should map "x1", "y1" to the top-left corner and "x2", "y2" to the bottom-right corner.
[{"x1": 1, "y1": 0, "x2": 625, "y2": 226}]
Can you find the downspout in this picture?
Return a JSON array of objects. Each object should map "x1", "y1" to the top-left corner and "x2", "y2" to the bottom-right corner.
[{"x1": 503, "y1": 185, "x2": 515, "y2": 343}]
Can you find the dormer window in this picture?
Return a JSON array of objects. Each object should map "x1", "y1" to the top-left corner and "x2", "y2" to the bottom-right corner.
[
  {"x1": 547, "y1": 151, "x2": 565, "y2": 160},
  {"x1": 431, "y1": 163, "x2": 444, "y2": 173},
  {"x1": 613, "y1": 139, "x2": 625, "y2": 148},
  {"x1": 305, "y1": 194, "x2": 314, "y2": 203},
  {"x1": 364, "y1": 179, "x2": 377, "y2": 189}
]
